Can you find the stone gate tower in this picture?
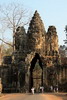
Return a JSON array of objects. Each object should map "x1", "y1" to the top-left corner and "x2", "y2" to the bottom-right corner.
[{"x1": 13, "y1": 11, "x2": 60, "y2": 92}]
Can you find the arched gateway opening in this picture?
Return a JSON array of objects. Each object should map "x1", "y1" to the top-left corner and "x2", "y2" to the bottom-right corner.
[{"x1": 29, "y1": 53, "x2": 43, "y2": 92}]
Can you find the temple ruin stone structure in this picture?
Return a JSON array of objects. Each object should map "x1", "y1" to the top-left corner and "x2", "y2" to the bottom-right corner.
[{"x1": 0, "y1": 11, "x2": 67, "y2": 92}]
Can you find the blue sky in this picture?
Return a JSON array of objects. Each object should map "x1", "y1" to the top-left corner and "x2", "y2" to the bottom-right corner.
[{"x1": 0, "y1": 0, "x2": 67, "y2": 45}]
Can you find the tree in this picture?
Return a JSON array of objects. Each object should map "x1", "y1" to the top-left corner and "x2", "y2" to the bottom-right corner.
[
  {"x1": 64, "y1": 25, "x2": 67, "y2": 57},
  {"x1": 0, "y1": 38, "x2": 13, "y2": 47},
  {"x1": 65, "y1": 25, "x2": 67, "y2": 33},
  {"x1": 64, "y1": 25, "x2": 67, "y2": 44},
  {"x1": 0, "y1": 3, "x2": 31, "y2": 50},
  {"x1": 64, "y1": 25, "x2": 67, "y2": 40}
]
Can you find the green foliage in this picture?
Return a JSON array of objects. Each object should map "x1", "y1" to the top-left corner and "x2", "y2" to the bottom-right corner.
[{"x1": 65, "y1": 25, "x2": 67, "y2": 33}]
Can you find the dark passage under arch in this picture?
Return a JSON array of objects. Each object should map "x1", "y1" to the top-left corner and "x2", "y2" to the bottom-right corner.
[{"x1": 29, "y1": 53, "x2": 43, "y2": 92}]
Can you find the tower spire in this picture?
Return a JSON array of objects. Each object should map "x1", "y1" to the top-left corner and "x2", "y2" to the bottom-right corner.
[{"x1": 27, "y1": 11, "x2": 46, "y2": 52}]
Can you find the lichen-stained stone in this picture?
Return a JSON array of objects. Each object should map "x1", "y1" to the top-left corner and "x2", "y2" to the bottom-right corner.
[
  {"x1": 15, "y1": 26, "x2": 26, "y2": 51},
  {"x1": 12, "y1": 11, "x2": 61, "y2": 92},
  {"x1": 27, "y1": 10, "x2": 46, "y2": 54},
  {"x1": 1, "y1": 11, "x2": 66, "y2": 93},
  {"x1": 46, "y1": 26, "x2": 59, "y2": 56}
]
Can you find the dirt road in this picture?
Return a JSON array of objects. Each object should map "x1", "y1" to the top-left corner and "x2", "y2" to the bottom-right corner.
[{"x1": 0, "y1": 93, "x2": 67, "y2": 100}]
